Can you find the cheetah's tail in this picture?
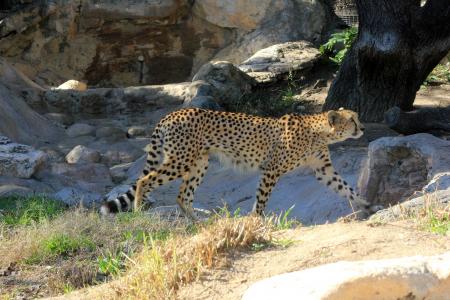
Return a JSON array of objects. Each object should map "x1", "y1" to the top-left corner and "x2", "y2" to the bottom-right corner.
[{"x1": 100, "y1": 127, "x2": 164, "y2": 215}]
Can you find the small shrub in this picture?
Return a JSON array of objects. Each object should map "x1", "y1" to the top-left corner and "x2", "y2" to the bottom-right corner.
[
  {"x1": 320, "y1": 27, "x2": 358, "y2": 65},
  {"x1": 26, "y1": 234, "x2": 95, "y2": 264},
  {"x1": 98, "y1": 252, "x2": 123, "y2": 276},
  {"x1": 423, "y1": 64, "x2": 450, "y2": 86},
  {"x1": 45, "y1": 234, "x2": 95, "y2": 256},
  {"x1": 229, "y1": 70, "x2": 301, "y2": 117},
  {"x1": 425, "y1": 211, "x2": 450, "y2": 235}
]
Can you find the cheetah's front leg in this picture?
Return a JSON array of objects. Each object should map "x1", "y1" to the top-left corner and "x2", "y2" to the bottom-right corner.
[
  {"x1": 252, "y1": 171, "x2": 281, "y2": 216},
  {"x1": 312, "y1": 155, "x2": 370, "y2": 215}
]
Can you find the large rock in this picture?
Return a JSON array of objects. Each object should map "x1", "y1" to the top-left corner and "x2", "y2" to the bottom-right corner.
[
  {"x1": 0, "y1": 185, "x2": 34, "y2": 197},
  {"x1": 243, "y1": 252, "x2": 450, "y2": 300},
  {"x1": 192, "y1": 0, "x2": 271, "y2": 30},
  {"x1": 65, "y1": 145, "x2": 101, "y2": 164},
  {"x1": 0, "y1": 136, "x2": 46, "y2": 178},
  {"x1": 192, "y1": 61, "x2": 255, "y2": 107},
  {"x1": 95, "y1": 126, "x2": 126, "y2": 142},
  {"x1": 239, "y1": 41, "x2": 322, "y2": 83},
  {"x1": 53, "y1": 187, "x2": 102, "y2": 207},
  {"x1": 0, "y1": 59, "x2": 64, "y2": 145},
  {"x1": 35, "y1": 162, "x2": 113, "y2": 195},
  {"x1": 358, "y1": 134, "x2": 450, "y2": 208},
  {"x1": 66, "y1": 123, "x2": 96, "y2": 138},
  {"x1": 211, "y1": 0, "x2": 327, "y2": 64}
]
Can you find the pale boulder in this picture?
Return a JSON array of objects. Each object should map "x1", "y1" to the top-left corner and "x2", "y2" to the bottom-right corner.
[
  {"x1": 193, "y1": 0, "x2": 271, "y2": 30},
  {"x1": 243, "y1": 252, "x2": 450, "y2": 300},
  {"x1": 239, "y1": 41, "x2": 321, "y2": 83},
  {"x1": 56, "y1": 80, "x2": 87, "y2": 91},
  {"x1": 65, "y1": 145, "x2": 101, "y2": 164}
]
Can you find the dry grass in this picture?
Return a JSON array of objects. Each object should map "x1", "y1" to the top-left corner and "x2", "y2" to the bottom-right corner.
[
  {"x1": 0, "y1": 208, "x2": 189, "y2": 295},
  {"x1": 1, "y1": 198, "x2": 280, "y2": 299},
  {"x1": 115, "y1": 216, "x2": 273, "y2": 299},
  {"x1": 384, "y1": 189, "x2": 450, "y2": 235}
]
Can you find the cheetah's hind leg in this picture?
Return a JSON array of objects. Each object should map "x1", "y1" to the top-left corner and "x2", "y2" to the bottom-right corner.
[{"x1": 176, "y1": 154, "x2": 209, "y2": 221}]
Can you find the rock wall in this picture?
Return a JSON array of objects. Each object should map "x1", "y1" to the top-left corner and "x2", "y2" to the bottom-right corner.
[{"x1": 0, "y1": 0, "x2": 329, "y2": 87}]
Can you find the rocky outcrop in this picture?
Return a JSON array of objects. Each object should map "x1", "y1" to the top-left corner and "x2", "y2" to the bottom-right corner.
[
  {"x1": 0, "y1": 136, "x2": 46, "y2": 179},
  {"x1": 37, "y1": 60, "x2": 257, "y2": 116},
  {"x1": 40, "y1": 83, "x2": 191, "y2": 116},
  {"x1": 243, "y1": 252, "x2": 450, "y2": 300},
  {"x1": 208, "y1": 0, "x2": 327, "y2": 64},
  {"x1": 358, "y1": 134, "x2": 450, "y2": 208},
  {"x1": 370, "y1": 188, "x2": 450, "y2": 223},
  {"x1": 192, "y1": 61, "x2": 255, "y2": 107},
  {"x1": 0, "y1": 59, "x2": 64, "y2": 145},
  {"x1": 0, "y1": 0, "x2": 330, "y2": 87},
  {"x1": 239, "y1": 41, "x2": 322, "y2": 83}
]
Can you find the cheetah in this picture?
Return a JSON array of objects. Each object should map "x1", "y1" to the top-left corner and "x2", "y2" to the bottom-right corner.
[{"x1": 101, "y1": 108, "x2": 370, "y2": 220}]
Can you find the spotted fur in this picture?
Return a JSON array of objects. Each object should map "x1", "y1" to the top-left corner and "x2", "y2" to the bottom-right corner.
[{"x1": 100, "y1": 108, "x2": 370, "y2": 219}]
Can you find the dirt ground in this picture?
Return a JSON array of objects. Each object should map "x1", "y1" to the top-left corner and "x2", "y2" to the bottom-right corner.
[
  {"x1": 44, "y1": 220, "x2": 450, "y2": 300},
  {"x1": 178, "y1": 221, "x2": 450, "y2": 300}
]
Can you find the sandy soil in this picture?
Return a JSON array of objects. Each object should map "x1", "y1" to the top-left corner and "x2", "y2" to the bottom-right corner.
[
  {"x1": 415, "y1": 84, "x2": 450, "y2": 108},
  {"x1": 178, "y1": 221, "x2": 450, "y2": 300}
]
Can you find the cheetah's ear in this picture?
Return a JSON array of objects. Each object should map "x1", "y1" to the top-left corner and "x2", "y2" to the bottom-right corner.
[
  {"x1": 338, "y1": 107, "x2": 344, "y2": 111},
  {"x1": 327, "y1": 110, "x2": 339, "y2": 132}
]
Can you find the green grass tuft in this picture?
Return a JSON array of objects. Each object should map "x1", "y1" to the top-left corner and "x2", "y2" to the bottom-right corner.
[
  {"x1": 426, "y1": 212, "x2": 450, "y2": 235},
  {"x1": 0, "y1": 195, "x2": 66, "y2": 226}
]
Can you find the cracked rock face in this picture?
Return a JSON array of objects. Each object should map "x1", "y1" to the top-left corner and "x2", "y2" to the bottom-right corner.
[
  {"x1": 0, "y1": 136, "x2": 46, "y2": 179},
  {"x1": 239, "y1": 41, "x2": 322, "y2": 83},
  {"x1": 358, "y1": 133, "x2": 450, "y2": 207},
  {"x1": 0, "y1": 0, "x2": 328, "y2": 87}
]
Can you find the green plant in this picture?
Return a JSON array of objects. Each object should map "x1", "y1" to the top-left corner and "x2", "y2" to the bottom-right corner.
[
  {"x1": 423, "y1": 64, "x2": 450, "y2": 86},
  {"x1": 0, "y1": 195, "x2": 66, "y2": 226},
  {"x1": 98, "y1": 252, "x2": 123, "y2": 276},
  {"x1": 320, "y1": 27, "x2": 358, "y2": 65},
  {"x1": 26, "y1": 234, "x2": 95, "y2": 264},
  {"x1": 272, "y1": 205, "x2": 301, "y2": 230},
  {"x1": 272, "y1": 238, "x2": 296, "y2": 248},
  {"x1": 251, "y1": 242, "x2": 269, "y2": 252},
  {"x1": 426, "y1": 211, "x2": 450, "y2": 235},
  {"x1": 62, "y1": 283, "x2": 75, "y2": 294},
  {"x1": 44, "y1": 234, "x2": 95, "y2": 256},
  {"x1": 214, "y1": 205, "x2": 242, "y2": 219}
]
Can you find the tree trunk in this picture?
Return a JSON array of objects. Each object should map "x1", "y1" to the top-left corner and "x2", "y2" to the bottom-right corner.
[
  {"x1": 384, "y1": 106, "x2": 450, "y2": 135},
  {"x1": 323, "y1": 0, "x2": 450, "y2": 122}
]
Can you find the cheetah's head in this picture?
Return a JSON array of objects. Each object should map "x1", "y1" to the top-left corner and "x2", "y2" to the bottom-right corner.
[{"x1": 327, "y1": 108, "x2": 364, "y2": 142}]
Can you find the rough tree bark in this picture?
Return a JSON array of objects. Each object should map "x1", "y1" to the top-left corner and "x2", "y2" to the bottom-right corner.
[
  {"x1": 323, "y1": 0, "x2": 450, "y2": 122},
  {"x1": 384, "y1": 106, "x2": 450, "y2": 135}
]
